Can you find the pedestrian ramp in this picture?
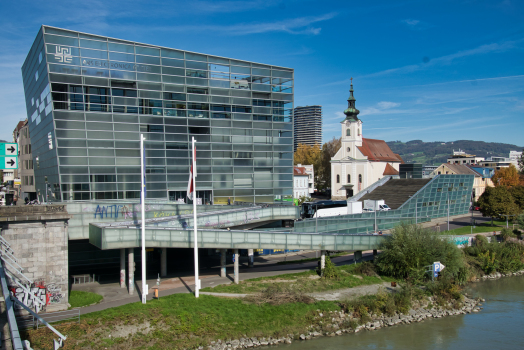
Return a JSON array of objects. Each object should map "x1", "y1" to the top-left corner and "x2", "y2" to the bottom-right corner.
[{"x1": 89, "y1": 224, "x2": 384, "y2": 251}]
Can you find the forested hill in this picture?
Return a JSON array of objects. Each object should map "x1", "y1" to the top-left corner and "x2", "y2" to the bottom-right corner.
[{"x1": 386, "y1": 140, "x2": 523, "y2": 166}]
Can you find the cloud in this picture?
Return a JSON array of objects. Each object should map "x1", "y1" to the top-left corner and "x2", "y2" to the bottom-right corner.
[
  {"x1": 402, "y1": 19, "x2": 420, "y2": 26},
  {"x1": 360, "y1": 101, "x2": 401, "y2": 116},
  {"x1": 377, "y1": 101, "x2": 401, "y2": 109},
  {"x1": 150, "y1": 13, "x2": 337, "y2": 35}
]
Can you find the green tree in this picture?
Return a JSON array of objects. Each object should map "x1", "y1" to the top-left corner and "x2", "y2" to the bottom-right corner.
[
  {"x1": 508, "y1": 186, "x2": 524, "y2": 211},
  {"x1": 318, "y1": 137, "x2": 341, "y2": 191},
  {"x1": 296, "y1": 195, "x2": 312, "y2": 206},
  {"x1": 375, "y1": 223, "x2": 465, "y2": 281},
  {"x1": 492, "y1": 164, "x2": 520, "y2": 187},
  {"x1": 515, "y1": 213, "x2": 524, "y2": 231},
  {"x1": 518, "y1": 149, "x2": 524, "y2": 174},
  {"x1": 477, "y1": 186, "x2": 520, "y2": 225},
  {"x1": 294, "y1": 143, "x2": 322, "y2": 191}
]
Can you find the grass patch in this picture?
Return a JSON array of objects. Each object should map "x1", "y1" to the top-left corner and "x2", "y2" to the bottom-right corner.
[
  {"x1": 440, "y1": 219, "x2": 509, "y2": 235},
  {"x1": 69, "y1": 291, "x2": 103, "y2": 308},
  {"x1": 23, "y1": 293, "x2": 340, "y2": 350},
  {"x1": 276, "y1": 251, "x2": 348, "y2": 265},
  {"x1": 201, "y1": 263, "x2": 395, "y2": 294}
]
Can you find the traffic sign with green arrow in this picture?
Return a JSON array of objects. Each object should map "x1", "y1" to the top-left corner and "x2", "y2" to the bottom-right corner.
[
  {"x1": 0, "y1": 143, "x2": 18, "y2": 157},
  {"x1": 0, "y1": 143, "x2": 19, "y2": 170}
]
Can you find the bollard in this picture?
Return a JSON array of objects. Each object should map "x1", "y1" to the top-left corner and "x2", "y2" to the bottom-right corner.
[{"x1": 154, "y1": 288, "x2": 159, "y2": 299}]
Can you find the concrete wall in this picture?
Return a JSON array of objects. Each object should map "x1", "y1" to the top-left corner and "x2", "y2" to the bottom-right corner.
[{"x1": 0, "y1": 206, "x2": 71, "y2": 312}]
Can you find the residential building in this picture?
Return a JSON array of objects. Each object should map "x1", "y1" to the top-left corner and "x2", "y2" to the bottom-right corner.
[
  {"x1": 293, "y1": 105, "x2": 321, "y2": 152},
  {"x1": 293, "y1": 166, "x2": 309, "y2": 199},
  {"x1": 431, "y1": 163, "x2": 493, "y2": 201},
  {"x1": 423, "y1": 165, "x2": 438, "y2": 177},
  {"x1": 13, "y1": 119, "x2": 37, "y2": 201},
  {"x1": 478, "y1": 156, "x2": 517, "y2": 170},
  {"x1": 296, "y1": 163, "x2": 315, "y2": 194},
  {"x1": 509, "y1": 150, "x2": 522, "y2": 162},
  {"x1": 21, "y1": 26, "x2": 294, "y2": 204},
  {"x1": 330, "y1": 83, "x2": 402, "y2": 199},
  {"x1": 447, "y1": 149, "x2": 484, "y2": 165}
]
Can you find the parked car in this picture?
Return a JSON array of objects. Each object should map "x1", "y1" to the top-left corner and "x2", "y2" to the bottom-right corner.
[{"x1": 470, "y1": 206, "x2": 480, "y2": 211}]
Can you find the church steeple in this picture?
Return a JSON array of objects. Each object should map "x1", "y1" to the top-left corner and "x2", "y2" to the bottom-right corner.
[{"x1": 342, "y1": 78, "x2": 360, "y2": 122}]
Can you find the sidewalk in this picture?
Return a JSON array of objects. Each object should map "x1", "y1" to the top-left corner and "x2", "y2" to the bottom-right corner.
[{"x1": 73, "y1": 250, "x2": 375, "y2": 315}]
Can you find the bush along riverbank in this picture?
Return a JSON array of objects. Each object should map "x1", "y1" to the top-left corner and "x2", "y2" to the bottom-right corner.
[{"x1": 23, "y1": 224, "x2": 524, "y2": 350}]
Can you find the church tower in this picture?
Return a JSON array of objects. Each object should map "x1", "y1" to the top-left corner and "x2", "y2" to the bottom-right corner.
[{"x1": 340, "y1": 80, "x2": 362, "y2": 159}]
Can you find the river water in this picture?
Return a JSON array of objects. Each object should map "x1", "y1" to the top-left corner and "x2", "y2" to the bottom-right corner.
[{"x1": 282, "y1": 276, "x2": 524, "y2": 349}]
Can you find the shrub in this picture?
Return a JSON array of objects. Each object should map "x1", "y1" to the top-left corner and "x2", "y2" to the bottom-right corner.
[
  {"x1": 375, "y1": 223, "x2": 466, "y2": 282},
  {"x1": 320, "y1": 256, "x2": 339, "y2": 279},
  {"x1": 501, "y1": 228, "x2": 517, "y2": 241},
  {"x1": 352, "y1": 261, "x2": 378, "y2": 277},
  {"x1": 475, "y1": 234, "x2": 489, "y2": 249}
]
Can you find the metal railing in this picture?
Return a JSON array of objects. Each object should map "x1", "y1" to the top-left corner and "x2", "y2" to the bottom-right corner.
[{"x1": 16, "y1": 309, "x2": 80, "y2": 330}]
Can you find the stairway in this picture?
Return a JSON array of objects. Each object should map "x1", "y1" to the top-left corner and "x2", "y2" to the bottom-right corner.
[{"x1": 358, "y1": 179, "x2": 431, "y2": 209}]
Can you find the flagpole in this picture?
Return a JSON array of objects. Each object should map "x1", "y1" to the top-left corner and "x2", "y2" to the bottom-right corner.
[
  {"x1": 192, "y1": 136, "x2": 199, "y2": 297},
  {"x1": 140, "y1": 134, "x2": 147, "y2": 304}
]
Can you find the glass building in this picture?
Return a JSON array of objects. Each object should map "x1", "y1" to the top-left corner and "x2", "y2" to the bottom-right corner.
[{"x1": 21, "y1": 26, "x2": 294, "y2": 204}]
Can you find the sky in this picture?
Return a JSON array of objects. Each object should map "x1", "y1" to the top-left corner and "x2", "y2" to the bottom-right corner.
[{"x1": 0, "y1": 0, "x2": 523, "y2": 147}]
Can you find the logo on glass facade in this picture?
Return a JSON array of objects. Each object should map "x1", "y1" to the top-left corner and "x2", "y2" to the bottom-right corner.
[{"x1": 54, "y1": 46, "x2": 72, "y2": 63}]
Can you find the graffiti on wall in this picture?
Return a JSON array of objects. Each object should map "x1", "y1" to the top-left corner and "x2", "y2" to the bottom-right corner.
[
  {"x1": 9, "y1": 281, "x2": 63, "y2": 313},
  {"x1": 450, "y1": 236, "x2": 473, "y2": 248},
  {"x1": 84, "y1": 204, "x2": 161, "y2": 219}
]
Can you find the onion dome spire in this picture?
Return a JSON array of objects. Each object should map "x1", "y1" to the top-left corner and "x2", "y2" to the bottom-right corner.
[{"x1": 343, "y1": 77, "x2": 360, "y2": 122}]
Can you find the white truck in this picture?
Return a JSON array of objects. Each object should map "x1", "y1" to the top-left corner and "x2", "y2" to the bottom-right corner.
[
  {"x1": 313, "y1": 201, "x2": 363, "y2": 218},
  {"x1": 363, "y1": 199, "x2": 391, "y2": 211}
]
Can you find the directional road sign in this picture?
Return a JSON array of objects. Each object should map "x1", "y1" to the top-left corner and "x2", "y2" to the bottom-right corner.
[
  {"x1": 0, "y1": 143, "x2": 18, "y2": 157},
  {"x1": 2, "y1": 157, "x2": 17, "y2": 170}
]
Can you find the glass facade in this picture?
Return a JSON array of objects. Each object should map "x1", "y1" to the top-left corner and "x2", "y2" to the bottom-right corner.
[
  {"x1": 21, "y1": 26, "x2": 294, "y2": 204},
  {"x1": 294, "y1": 174, "x2": 475, "y2": 234}
]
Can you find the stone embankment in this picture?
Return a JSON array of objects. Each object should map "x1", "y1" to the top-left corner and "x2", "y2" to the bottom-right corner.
[
  {"x1": 477, "y1": 269, "x2": 524, "y2": 281},
  {"x1": 201, "y1": 295, "x2": 482, "y2": 350}
]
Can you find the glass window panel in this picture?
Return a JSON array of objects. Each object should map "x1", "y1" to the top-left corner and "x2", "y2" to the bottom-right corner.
[
  {"x1": 109, "y1": 70, "x2": 135, "y2": 80},
  {"x1": 161, "y1": 49, "x2": 184, "y2": 59},
  {"x1": 162, "y1": 67, "x2": 184, "y2": 76},
  {"x1": 55, "y1": 129, "x2": 86, "y2": 138},
  {"x1": 114, "y1": 132, "x2": 140, "y2": 140},
  {"x1": 59, "y1": 157, "x2": 88, "y2": 165},
  {"x1": 80, "y1": 48, "x2": 108, "y2": 59},
  {"x1": 57, "y1": 148, "x2": 87, "y2": 156},
  {"x1": 135, "y1": 46, "x2": 160, "y2": 56},
  {"x1": 210, "y1": 79, "x2": 229, "y2": 88},
  {"x1": 86, "y1": 122, "x2": 113, "y2": 131},
  {"x1": 80, "y1": 39, "x2": 107, "y2": 50},
  {"x1": 45, "y1": 35, "x2": 79, "y2": 47},
  {"x1": 108, "y1": 42, "x2": 134, "y2": 53},
  {"x1": 186, "y1": 61, "x2": 207, "y2": 70},
  {"x1": 45, "y1": 28, "x2": 77, "y2": 37},
  {"x1": 186, "y1": 53, "x2": 206, "y2": 62},
  {"x1": 136, "y1": 55, "x2": 160, "y2": 65},
  {"x1": 87, "y1": 131, "x2": 113, "y2": 139},
  {"x1": 109, "y1": 52, "x2": 135, "y2": 62},
  {"x1": 136, "y1": 82, "x2": 161, "y2": 90},
  {"x1": 162, "y1": 75, "x2": 185, "y2": 84},
  {"x1": 137, "y1": 73, "x2": 161, "y2": 82},
  {"x1": 209, "y1": 63, "x2": 229, "y2": 72},
  {"x1": 162, "y1": 58, "x2": 184, "y2": 67},
  {"x1": 272, "y1": 69, "x2": 293, "y2": 78}
]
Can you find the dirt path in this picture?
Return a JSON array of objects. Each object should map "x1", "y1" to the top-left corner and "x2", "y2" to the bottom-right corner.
[{"x1": 308, "y1": 282, "x2": 398, "y2": 301}]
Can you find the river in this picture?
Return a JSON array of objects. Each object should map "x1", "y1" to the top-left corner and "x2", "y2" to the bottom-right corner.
[{"x1": 282, "y1": 275, "x2": 524, "y2": 349}]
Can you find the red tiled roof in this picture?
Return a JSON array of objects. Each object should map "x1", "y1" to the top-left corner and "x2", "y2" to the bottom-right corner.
[
  {"x1": 357, "y1": 138, "x2": 402, "y2": 162},
  {"x1": 294, "y1": 167, "x2": 307, "y2": 176},
  {"x1": 394, "y1": 153, "x2": 405, "y2": 164},
  {"x1": 383, "y1": 163, "x2": 399, "y2": 175}
]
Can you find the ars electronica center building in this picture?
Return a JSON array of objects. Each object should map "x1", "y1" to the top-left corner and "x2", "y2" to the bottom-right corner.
[{"x1": 21, "y1": 26, "x2": 294, "y2": 205}]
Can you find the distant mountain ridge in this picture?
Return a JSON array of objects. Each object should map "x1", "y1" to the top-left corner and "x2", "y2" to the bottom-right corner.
[{"x1": 386, "y1": 140, "x2": 523, "y2": 166}]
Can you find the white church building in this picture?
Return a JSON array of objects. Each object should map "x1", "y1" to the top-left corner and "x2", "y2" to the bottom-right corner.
[{"x1": 331, "y1": 83, "x2": 403, "y2": 200}]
